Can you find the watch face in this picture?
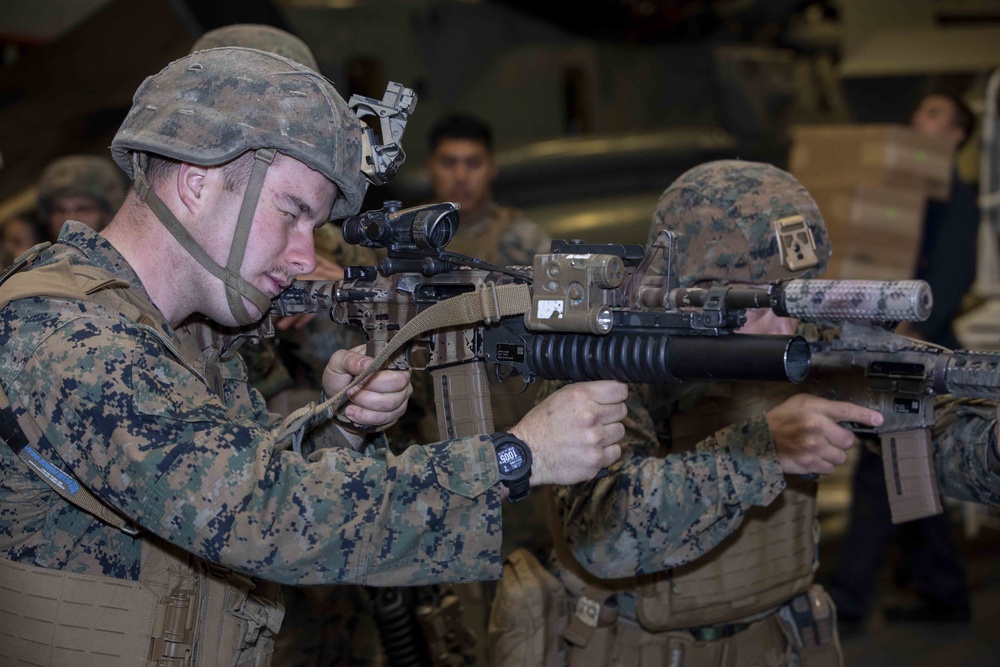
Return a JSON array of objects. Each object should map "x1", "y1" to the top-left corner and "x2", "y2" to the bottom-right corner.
[{"x1": 497, "y1": 444, "x2": 526, "y2": 475}]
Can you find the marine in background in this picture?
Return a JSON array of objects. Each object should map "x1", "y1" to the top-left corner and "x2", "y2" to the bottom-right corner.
[
  {"x1": 36, "y1": 153, "x2": 126, "y2": 241},
  {"x1": 489, "y1": 160, "x2": 885, "y2": 667}
]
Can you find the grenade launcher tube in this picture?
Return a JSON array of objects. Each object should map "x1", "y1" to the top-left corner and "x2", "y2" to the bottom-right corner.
[{"x1": 498, "y1": 330, "x2": 811, "y2": 384}]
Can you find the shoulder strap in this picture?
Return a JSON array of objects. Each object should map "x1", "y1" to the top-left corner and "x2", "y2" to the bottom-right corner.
[
  {"x1": 0, "y1": 254, "x2": 150, "y2": 535},
  {"x1": 0, "y1": 384, "x2": 140, "y2": 535}
]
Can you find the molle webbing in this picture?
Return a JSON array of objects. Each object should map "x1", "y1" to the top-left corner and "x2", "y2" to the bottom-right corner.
[
  {"x1": 563, "y1": 612, "x2": 788, "y2": 667},
  {"x1": 0, "y1": 555, "x2": 159, "y2": 666},
  {"x1": 0, "y1": 542, "x2": 283, "y2": 667},
  {"x1": 635, "y1": 382, "x2": 816, "y2": 630}
]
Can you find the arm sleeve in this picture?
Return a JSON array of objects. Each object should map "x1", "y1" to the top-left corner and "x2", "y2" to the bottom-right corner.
[
  {"x1": 932, "y1": 397, "x2": 1000, "y2": 507},
  {"x1": 14, "y1": 315, "x2": 503, "y2": 586},
  {"x1": 554, "y1": 390, "x2": 786, "y2": 579}
]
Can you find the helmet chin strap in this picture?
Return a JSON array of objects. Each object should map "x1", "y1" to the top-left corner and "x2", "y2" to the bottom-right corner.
[{"x1": 131, "y1": 151, "x2": 275, "y2": 326}]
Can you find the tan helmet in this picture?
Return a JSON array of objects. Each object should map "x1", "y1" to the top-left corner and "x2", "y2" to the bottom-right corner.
[
  {"x1": 37, "y1": 155, "x2": 126, "y2": 222},
  {"x1": 649, "y1": 160, "x2": 831, "y2": 287},
  {"x1": 111, "y1": 47, "x2": 368, "y2": 325},
  {"x1": 190, "y1": 24, "x2": 319, "y2": 71}
]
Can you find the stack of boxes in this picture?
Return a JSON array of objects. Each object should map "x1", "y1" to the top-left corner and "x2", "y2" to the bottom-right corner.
[{"x1": 788, "y1": 125, "x2": 954, "y2": 280}]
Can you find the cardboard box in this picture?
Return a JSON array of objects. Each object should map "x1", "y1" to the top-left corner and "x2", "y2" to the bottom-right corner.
[
  {"x1": 804, "y1": 183, "x2": 926, "y2": 281},
  {"x1": 790, "y1": 124, "x2": 954, "y2": 200}
]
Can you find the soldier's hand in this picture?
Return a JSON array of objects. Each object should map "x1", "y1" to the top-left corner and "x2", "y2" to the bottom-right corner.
[
  {"x1": 766, "y1": 394, "x2": 883, "y2": 476},
  {"x1": 509, "y1": 381, "x2": 628, "y2": 487},
  {"x1": 322, "y1": 346, "x2": 412, "y2": 430}
]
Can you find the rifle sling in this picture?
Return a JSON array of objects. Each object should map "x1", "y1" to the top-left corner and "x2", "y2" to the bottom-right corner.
[{"x1": 275, "y1": 282, "x2": 532, "y2": 442}]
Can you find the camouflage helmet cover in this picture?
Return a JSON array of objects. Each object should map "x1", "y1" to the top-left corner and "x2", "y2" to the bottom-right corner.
[
  {"x1": 111, "y1": 47, "x2": 366, "y2": 220},
  {"x1": 190, "y1": 24, "x2": 319, "y2": 71},
  {"x1": 37, "y1": 154, "x2": 126, "y2": 218},
  {"x1": 650, "y1": 159, "x2": 831, "y2": 287}
]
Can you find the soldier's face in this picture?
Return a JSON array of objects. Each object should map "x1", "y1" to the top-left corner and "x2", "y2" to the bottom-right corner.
[
  {"x1": 49, "y1": 194, "x2": 107, "y2": 239},
  {"x1": 200, "y1": 153, "x2": 337, "y2": 323},
  {"x1": 737, "y1": 307, "x2": 799, "y2": 336},
  {"x1": 729, "y1": 283, "x2": 799, "y2": 335},
  {"x1": 911, "y1": 96, "x2": 965, "y2": 150},
  {"x1": 426, "y1": 138, "x2": 497, "y2": 216}
]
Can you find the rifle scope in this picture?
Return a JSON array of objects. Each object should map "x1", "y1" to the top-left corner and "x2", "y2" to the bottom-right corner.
[{"x1": 343, "y1": 201, "x2": 459, "y2": 251}]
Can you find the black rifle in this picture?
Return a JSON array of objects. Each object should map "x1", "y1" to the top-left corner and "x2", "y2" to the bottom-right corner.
[{"x1": 274, "y1": 201, "x2": 926, "y2": 433}]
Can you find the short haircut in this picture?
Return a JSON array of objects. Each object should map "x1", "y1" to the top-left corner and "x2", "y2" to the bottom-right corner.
[
  {"x1": 428, "y1": 113, "x2": 493, "y2": 154},
  {"x1": 923, "y1": 91, "x2": 975, "y2": 149}
]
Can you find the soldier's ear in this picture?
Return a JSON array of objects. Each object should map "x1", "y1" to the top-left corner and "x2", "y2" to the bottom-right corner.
[{"x1": 176, "y1": 162, "x2": 211, "y2": 214}]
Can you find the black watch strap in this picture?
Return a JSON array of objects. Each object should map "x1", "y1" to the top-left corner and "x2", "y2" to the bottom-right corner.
[{"x1": 490, "y1": 432, "x2": 532, "y2": 502}]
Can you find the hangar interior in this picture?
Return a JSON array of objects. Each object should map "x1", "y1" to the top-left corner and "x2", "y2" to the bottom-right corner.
[{"x1": 2, "y1": 1, "x2": 1000, "y2": 665}]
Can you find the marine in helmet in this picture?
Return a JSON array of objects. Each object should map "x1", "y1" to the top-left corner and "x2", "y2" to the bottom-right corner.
[
  {"x1": 36, "y1": 153, "x2": 126, "y2": 240},
  {"x1": 0, "y1": 47, "x2": 628, "y2": 665},
  {"x1": 191, "y1": 23, "x2": 319, "y2": 71},
  {"x1": 488, "y1": 160, "x2": 884, "y2": 667}
]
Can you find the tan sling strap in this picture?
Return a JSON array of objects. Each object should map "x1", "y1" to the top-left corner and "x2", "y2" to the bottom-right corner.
[
  {"x1": 273, "y1": 280, "x2": 534, "y2": 445},
  {"x1": 0, "y1": 256, "x2": 168, "y2": 535},
  {"x1": 0, "y1": 385, "x2": 140, "y2": 536}
]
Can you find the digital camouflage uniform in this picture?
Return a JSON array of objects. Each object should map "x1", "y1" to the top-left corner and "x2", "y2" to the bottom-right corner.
[
  {"x1": 489, "y1": 161, "x2": 841, "y2": 667},
  {"x1": 445, "y1": 200, "x2": 551, "y2": 271},
  {"x1": 0, "y1": 49, "x2": 506, "y2": 666},
  {"x1": 406, "y1": 199, "x2": 553, "y2": 551},
  {"x1": 932, "y1": 397, "x2": 1000, "y2": 506},
  {"x1": 264, "y1": 225, "x2": 385, "y2": 667}
]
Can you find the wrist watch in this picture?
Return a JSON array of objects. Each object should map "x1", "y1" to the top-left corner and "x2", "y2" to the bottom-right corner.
[{"x1": 490, "y1": 432, "x2": 532, "y2": 502}]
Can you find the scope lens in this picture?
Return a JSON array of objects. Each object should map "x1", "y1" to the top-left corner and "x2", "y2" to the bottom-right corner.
[
  {"x1": 341, "y1": 217, "x2": 364, "y2": 246},
  {"x1": 414, "y1": 210, "x2": 458, "y2": 250}
]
